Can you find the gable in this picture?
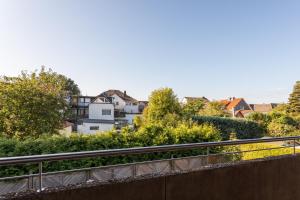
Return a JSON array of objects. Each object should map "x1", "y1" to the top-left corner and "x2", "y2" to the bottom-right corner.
[
  {"x1": 93, "y1": 97, "x2": 110, "y2": 103},
  {"x1": 225, "y1": 98, "x2": 251, "y2": 111},
  {"x1": 98, "y1": 90, "x2": 138, "y2": 103},
  {"x1": 112, "y1": 94, "x2": 126, "y2": 104}
]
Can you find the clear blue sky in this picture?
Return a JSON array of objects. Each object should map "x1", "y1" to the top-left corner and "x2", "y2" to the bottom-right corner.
[{"x1": 0, "y1": 0, "x2": 299, "y2": 103}]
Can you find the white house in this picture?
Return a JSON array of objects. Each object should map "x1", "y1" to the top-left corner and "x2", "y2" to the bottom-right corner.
[
  {"x1": 99, "y1": 90, "x2": 140, "y2": 114},
  {"x1": 77, "y1": 97, "x2": 115, "y2": 134},
  {"x1": 97, "y1": 90, "x2": 144, "y2": 125}
]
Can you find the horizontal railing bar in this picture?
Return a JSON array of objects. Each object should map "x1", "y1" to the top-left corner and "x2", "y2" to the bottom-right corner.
[
  {"x1": 0, "y1": 136, "x2": 298, "y2": 166},
  {"x1": 0, "y1": 144, "x2": 297, "y2": 182}
]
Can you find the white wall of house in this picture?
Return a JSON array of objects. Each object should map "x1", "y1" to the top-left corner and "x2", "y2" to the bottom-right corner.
[
  {"x1": 89, "y1": 103, "x2": 114, "y2": 120},
  {"x1": 112, "y1": 94, "x2": 126, "y2": 110},
  {"x1": 125, "y1": 113, "x2": 141, "y2": 124},
  {"x1": 124, "y1": 104, "x2": 139, "y2": 114},
  {"x1": 77, "y1": 123, "x2": 114, "y2": 134}
]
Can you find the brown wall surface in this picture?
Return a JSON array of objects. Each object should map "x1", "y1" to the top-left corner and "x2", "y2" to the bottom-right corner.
[{"x1": 10, "y1": 155, "x2": 300, "y2": 200}]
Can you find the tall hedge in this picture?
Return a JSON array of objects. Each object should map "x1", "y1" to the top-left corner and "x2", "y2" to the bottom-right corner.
[
  {"x1": 0, "y1": 123, "x2": 222, "y2": 177},
  {"x1": 193, "y1": 116, "x2": 265, "y2": 140}
]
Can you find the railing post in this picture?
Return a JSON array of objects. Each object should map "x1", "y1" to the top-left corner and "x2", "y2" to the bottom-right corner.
[
  {"x1": 293, "y1": 139, "x2": 296, "y2": 155},
  {"x1": 28, "y1": 170, "x2": 33, "y2": 190},
  {"x1": 207, "y1": 147, "x2": 210, "y2": 165},
  {"x1": 38, "y1": 162, "x2": 43, "y2": 192},
  {"x1": 86, "y1": 169, "x2": 91, "y2": 181},
  {"x1": 133, "y1": 164, "x2": 137, "y2": 178},
  {"x1": 170, "y1": 154, "x2": 175, "y2": 172}
]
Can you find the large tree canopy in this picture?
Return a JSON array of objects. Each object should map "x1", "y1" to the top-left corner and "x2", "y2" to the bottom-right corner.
[
  {"x1": 143, "y1": 88, "x2": 181, "y2": 125},
  {"x1": 0, "y1": 67, "x2": 77, "y2": 138},
  {"x1": 182, "y1": 99, "x2": 206, "y2": 119}
]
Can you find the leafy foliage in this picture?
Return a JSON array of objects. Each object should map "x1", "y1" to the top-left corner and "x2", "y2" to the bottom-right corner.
[
  {"x1": 143, "y1": 88, "x2": 182, "y2": 125},
  {"x1": 0, "y1": 67, "x2": 81, "y2": 139},
  {"x1": 198, "y1": 101, "x2": 231, "y2": 117},
  {"x1": 0, "y1": 68, "x2": 68, "y2": 138},
  {"x1": 0, "y1": 123, "x2": 221, "y2": 177},
  {"x1": 193, "y1": 116, "x2": 265, "y2": 140},
  {"x1": 246, "y1": 104, "x2": 300, "y2": 137},
  {"x1": 182, "y1": 99, "x2": 205, "y2": 119}
]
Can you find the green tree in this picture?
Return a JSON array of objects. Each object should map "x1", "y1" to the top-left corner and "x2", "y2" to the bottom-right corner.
[
  {"x1": 288, "y1": 81, "x2": 300, "y2": 114},
  {"x1": 246, "y1": 112, "x2": 270, "y2": 128},
  {"x1": 58, "y1": 75, "x2": 81, "y2": 97},
  {"x1": 133, "y1": 115, "x2": 143, "y2": 129},
  {"x1": 143, "y1": 88, "x2": 181, "y2": 125},
  {"x1": 272, "y1": 104, "x2": 289, "y2": 115},
  {"x1": 0, "y1": 68, "x2": 69, "y2": 138},
  {"x1": 182, "y1": 99, "x2": 205, "y2": 119},
  {"x1": 198, "y1": 101, "x2": 230, "y2": 117}
]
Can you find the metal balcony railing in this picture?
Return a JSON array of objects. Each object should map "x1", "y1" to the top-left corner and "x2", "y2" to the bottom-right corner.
[{"x1": 0, "y1": 136, "x2": 299, "y2": 196}]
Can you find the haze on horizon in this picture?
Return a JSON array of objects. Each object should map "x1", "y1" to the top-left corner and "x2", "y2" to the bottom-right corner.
[{"x1": 0, "y1": 0, "x2": 299, "y2": 103}]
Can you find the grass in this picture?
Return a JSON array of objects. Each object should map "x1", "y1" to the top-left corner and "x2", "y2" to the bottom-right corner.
[{"x1": 239, "y1": 143, "x2": 300, "y2": 160}]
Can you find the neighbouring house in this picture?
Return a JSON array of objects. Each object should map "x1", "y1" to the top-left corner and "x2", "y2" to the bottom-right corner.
[
  {"x1": 220, "y1": 97, "x2": 252, "y2": 118},
  {"x1": 249, "y1": 103, "x2": 278, "y2": 114},
  {"x1": 98, "y1": 90, "x2": 145, "y2": 125},
  {"x1": 70, "y1": 95, "x2": 97, "y2": 120},
  {"x1": 182, "y1": 97, "x2": 209, "y2": 104},
  {"x1": 71, "y1": 90, "x2": 146, "y2": 134},
  {"x1": 77, "y1": 97, "x2": 115, "y2": 134}
]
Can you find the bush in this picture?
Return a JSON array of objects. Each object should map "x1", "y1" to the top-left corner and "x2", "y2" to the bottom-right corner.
[
  {"x1": 247, "y1": 108, "x2": 300, "y2": 137},
  {"x1": 0, "y1": 123, "x2": 222, "y2": 177},
  {"x1": 193, "y1": 116, "x2": 265, "y2": 140}
]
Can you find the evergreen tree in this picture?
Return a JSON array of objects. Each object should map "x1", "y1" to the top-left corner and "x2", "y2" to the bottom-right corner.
[{"x1": 288, "y1": 81, "x2": 300, "y2": 114}]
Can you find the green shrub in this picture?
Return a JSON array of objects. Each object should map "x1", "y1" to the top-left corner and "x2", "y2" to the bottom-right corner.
[
  {"x1": 0, "y1": 123, "x2": 222, "y2": 177},
  {"x1": 193, "y1": 116, "x2": 265, "y2": 140}
]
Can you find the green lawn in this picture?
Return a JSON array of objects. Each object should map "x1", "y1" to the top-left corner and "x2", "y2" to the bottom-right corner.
[{"x1": 239, "y1": 143, "x2": 299, "y2": 160}]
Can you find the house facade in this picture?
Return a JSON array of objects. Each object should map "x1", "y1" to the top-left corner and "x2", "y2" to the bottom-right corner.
[
  {"x1": 70, "y1": 95, "x2": 96, "y2": 120},
  {"x1": 98, "y1": 90, "x2": 140, "y2": 113},
  {"x1": 98, "y1": 90, "x2": 146, "y2": 126},
  {"x1": 77, "y1": 97, "x2": 115, "y2": 134},
  {"x1": 220, "y1": 98, "x2": 279, "y2": 118},
  {"x1": 72, "y1": 90, "x2": 147, "y2": 134},
  {"x1": 220, "y1": 97, "x2": 253, "y2": 118}
]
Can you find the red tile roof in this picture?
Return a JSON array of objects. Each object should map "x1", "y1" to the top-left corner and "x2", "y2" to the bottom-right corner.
[
  {"x1": 220, "y1": 98, "x2": 245, "y2": 110},
  {"x1": 226, "y1": 98, "x2": 244, "y2": 110}
]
